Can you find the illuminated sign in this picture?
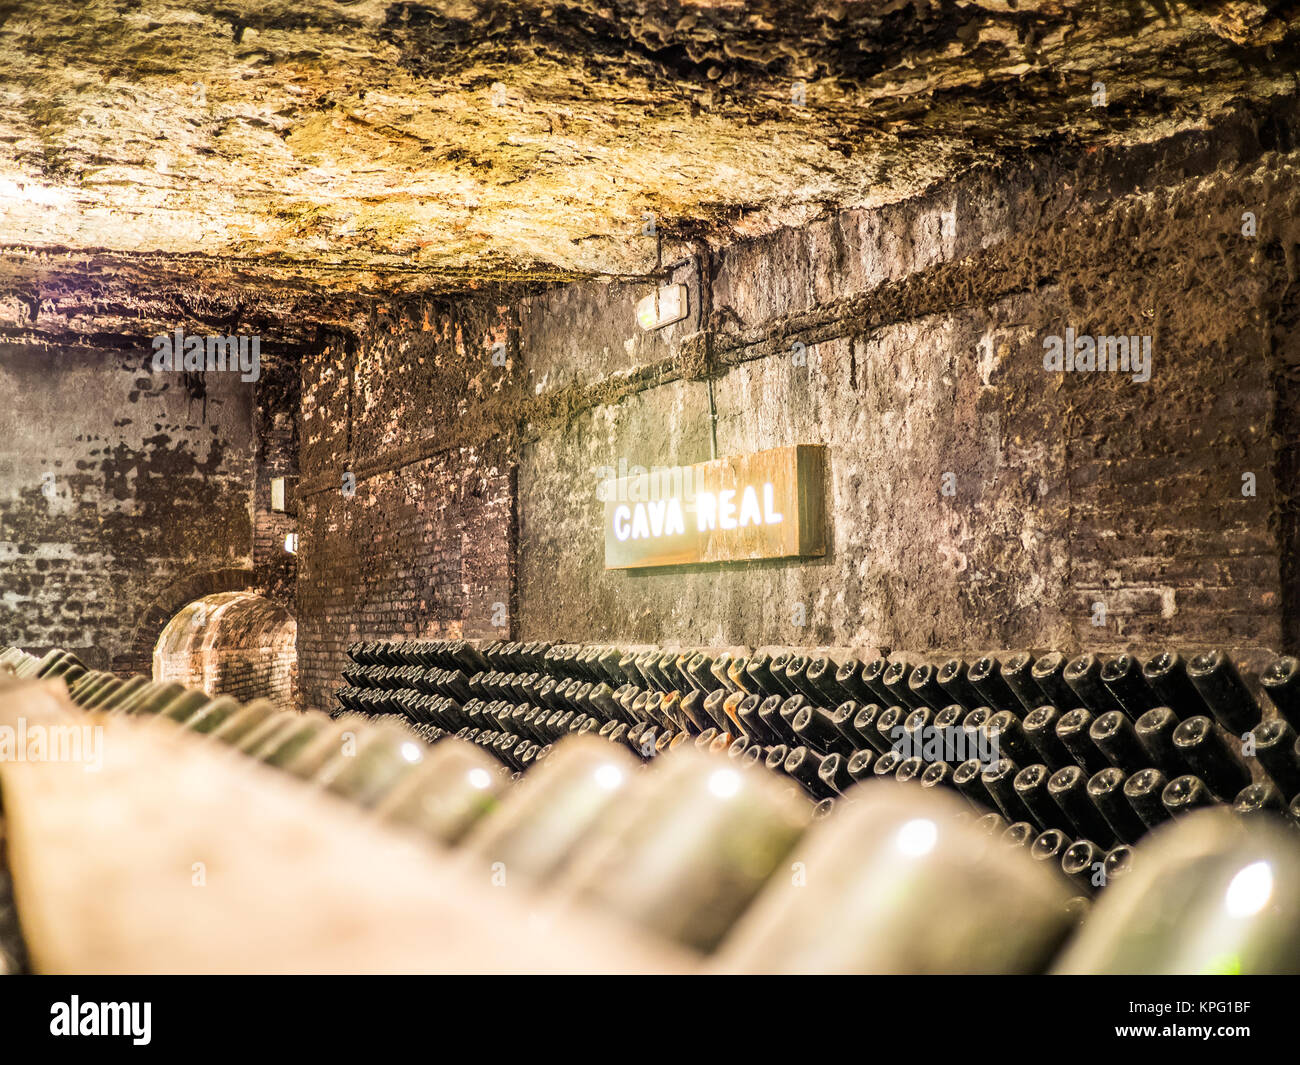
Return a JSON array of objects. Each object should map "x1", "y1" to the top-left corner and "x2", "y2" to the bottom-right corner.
[{"x1": 602, "y1": 445, "x2": 827, "y2": 570}]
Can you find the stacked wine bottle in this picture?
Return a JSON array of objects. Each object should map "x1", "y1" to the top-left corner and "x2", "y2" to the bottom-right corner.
[
  {"x1": 7, "y1": 640, "x2": 1300, "y2": 972},
  {"x1": 336, "y1": 641, "x2": 1300, "y2": 856},
  {"x1": 0, "y1": 644, "x2": 514, "y2": 844}
]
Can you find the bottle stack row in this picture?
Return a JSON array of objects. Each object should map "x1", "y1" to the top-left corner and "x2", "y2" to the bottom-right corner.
[
  {"x1": 6, "y1": 642, "x2": 1300, "y2": 972},
  {"x1": 336, "y1": 640, "x2": 1300, "y2": 861}
]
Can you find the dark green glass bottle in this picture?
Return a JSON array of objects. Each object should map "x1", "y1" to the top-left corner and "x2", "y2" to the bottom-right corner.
[
  {"x1": 255, "y1": 714, "x2": 338, "y2": 768},
  {"x1": 89, "y1": 675, "x2": 149, "y2": 711},
  {"x1": 232, "y1": 711, "x2": 301, "y2": 755},
  {"x1": 120, "y1": 683, "x2": 187, "y2": 717},
  {"x1": 314, "y1": 722, "x2": 430, "y2": 808},
  {"x1": 156, "y1": 690, "x2": 215, "y2": 724}
]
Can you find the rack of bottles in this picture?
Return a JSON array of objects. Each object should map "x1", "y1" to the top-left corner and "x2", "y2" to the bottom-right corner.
[
  {"x1": 335, "y1": 640, "x2": 1300, "y2": 848},
  {"x1": 4, "y1": 641, "x2": 1300, "y2": 973}
]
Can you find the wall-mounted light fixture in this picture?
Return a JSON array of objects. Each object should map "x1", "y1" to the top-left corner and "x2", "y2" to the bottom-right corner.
[
  {"x1": 636, "y1": 284, "x2": 689, "y2": 331},
  {"x1": 284, "y1": 532, "x2": 299, "y2": 554}
]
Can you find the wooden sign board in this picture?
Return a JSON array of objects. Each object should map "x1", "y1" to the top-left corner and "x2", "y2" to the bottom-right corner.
[{"x1": 603, "y1": 445, "x2": 827, "y2": 570}]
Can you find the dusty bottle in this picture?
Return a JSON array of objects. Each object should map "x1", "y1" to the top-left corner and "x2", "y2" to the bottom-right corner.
[
  {"x1": 314, "y1": 722, "x2": 430, "y2": 808},
  {"x1": 935, "y1": 658, "x2": 984, "y2": 711},
  {"x1": 1161, "y1": 774, "x2": 1218, "y2": 818},
  {"x1": 376, "y1": 737, "x2": 508, "y2": 845},
  {"x1": 468, "y1": 736, "x2": 634, "y2": 878},
  {"x1": 847, "y1": 748, "x2": 876, "y2": 782},
  {"x1": 1061, "y1": 839, "x2": 1105, "y2": 894},
  {"x1": 791, "y1": 705, "x2": 852, "y2": 756},
  {"x1": 257, "y1": 714, "x2": 339, "y2": 769},
  {"x1": 968, "y1": 657, "x2": 1022, "y2": 714},
  {"x1": 982, "y1": 710, "x2": 1037, "y2": 768},
  {"x1": 1134, "y1": 707, "x2": 1187, "y2": 777},
  {"x1": 209, "y1": 700, "x2": 280, "y2": 746},
  {"x1": 894, "y1": 756, "x2": 925, "y2": 785},
  {"x1": 919, "y1": 760, "x2": 954, "y2": 793},
  {"x1": 1251, "y1": 718, "x2": 1300, "y2": 798},
  {"x1": 951, "y1": 757, "x2": 994, "y2": 811},
  {"x1": 1029, "y1": 652, "x2": 1084, "y2": 710},
  {"x1": 1171, "y1": 715, "x2": 1251, "y2": 801},
  {"x1": 1086, "y1": 768, "x2": 1146, "y2": 845},
  {"x1": 714, "y1": 784, "x2": 1073, "y2": 974},
  {"x1": 1013, "y1": 764, "x2": 1065, "y2": 835},
  {"x1": 120, "y1": 682, "x2": 188, "y2": 718},
  {"x1": 784, "y1": 746, "x2": 829, "y2": 798},
  {"x1": 1099, "y1": 655, "x2": 1160, "y2": 718},
  {"x1": 77, "y1": 676, "x2": 124, "y2": 710},
  {"x1": 906, "y1": 664, "x2": 948, "y2": 711},
  {"x1": 1055, "y1": 707, "x2": 1109, "y2": 775},
  {"x1": 829, "y1": 700, "x2": 866, "y2": 749},
  {"x1": 816, "y1": 752, "x2": 854, "y2": 795},
  {"x1": 1141, "y1": 651, "x2": 1210, "y2": 721},
  {"x1": 871, "y1": 750, "x2": 905, "y2": 779},
  {"x1": 861, "y1": 659, "x2": 893, "y2": 703},
  {"x1": 179, "y1": 696, "x2": 243, "y2": 735},
  {"x1": 1260, "y1": 655, "x2": 1300, "y2": 731},
  {"x1": 1123, "y1": 768, "x2": 1173, "y2": 831},
  {"x1": 853, "y1": 704, "x2": 890, "y2": 754},
  {"x1": 833, "y1": 659, "x2": 878, "y2": 705},
  {"x1": 1022, "y1": 705, "x2": 1072, "y2": 770},
  {"x1": 882, "y1": 661, "x2": 924, "y2": 710},
  {"x1": 982, "y1": 758, "x2": 1036, "y2": 827},
  {"x1": 1053, "y1": 809, "x2": 1300, "y2": 973},
  {"x1": 1030, "y1": 828, "x2": 1071, "y2": 867},
  {"x1": 1187, "y1": 650, "x2": 1261, "y2": 735},
  {"x1": 1233, "y1": 782, "x2": 1288, "y2": 820},
  {"x1": 1089, "y1": 710, "x2": 1148, "y2": 773},
  {"x1": 1063, "y1": 655, "x2": 1126, "y2": 717},
  {"x1": 1000, "y1": 652, "x2": 1047, "y2": 714},
  {"x1": 1047, "y1": 765, "x2": 1115, "y2": 843},
  {"x1": 555, "y1": 747, "x2": 809, "y2": 953}
]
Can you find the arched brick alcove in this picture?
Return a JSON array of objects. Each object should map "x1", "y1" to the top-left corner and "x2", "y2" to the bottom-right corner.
[
  {"x1": 153, "y1": 591, "x2": 297, "y2": 711},
  {"x1": 114, "y1": 568, "x2": 256, "y2": 677}
]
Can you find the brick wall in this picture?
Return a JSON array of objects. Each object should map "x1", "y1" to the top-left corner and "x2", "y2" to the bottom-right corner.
[
  {"x1": 296, "y1": 302, "x2": 517, "y2": 711},
  {"x1": 252, "y1": 404, "x2": 297, "y2": 602},
  {"x1": 0, "y1": 346, "x2": 256, "y2": 670},
  {"x1": 154, "y1": 591, "x2": 297, "y2": 710}
]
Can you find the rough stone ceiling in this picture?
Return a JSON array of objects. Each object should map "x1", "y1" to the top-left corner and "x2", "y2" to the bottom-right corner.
[{"x1": 1, "y1": 1, "x2": 1298, "y2": 342}]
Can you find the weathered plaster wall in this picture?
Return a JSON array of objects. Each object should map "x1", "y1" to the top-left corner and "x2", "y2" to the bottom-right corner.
[
  {"x1": 0, "y1": 348, "x2": 257, "y2": 670},
  {"x1": 290, "y1": 103, "x2": 1299, "y2": 709},
  {"x1": 515, "y1": 112, "x2": 1300, "y2": 658}
]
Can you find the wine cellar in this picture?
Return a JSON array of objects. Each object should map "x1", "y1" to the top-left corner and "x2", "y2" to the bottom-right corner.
[{"x1": 3, "y1": 0, "x2": 1300, "y2": 997}]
